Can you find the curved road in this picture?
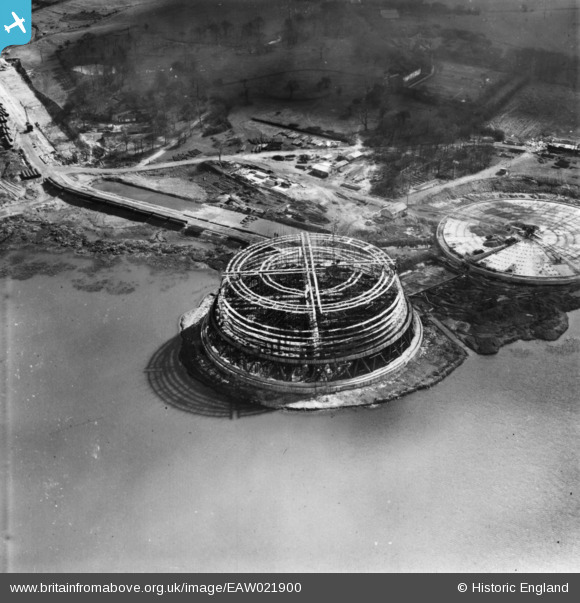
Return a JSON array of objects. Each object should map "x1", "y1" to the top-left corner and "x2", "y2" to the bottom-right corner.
[{"x1": 2, "y1": 61, "x2": 536, "y2": 239}]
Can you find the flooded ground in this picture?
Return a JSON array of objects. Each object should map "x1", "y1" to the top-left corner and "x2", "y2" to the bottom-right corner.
[
  {"x1": 1, "y1": 250, "x2": 578, "y2": 572},
  {"x1": 92, "y1": 180, "x2": 199, "y2": 213},
  {"x1": 90, "y1": 179, "x2": 303, "y2": 239}
]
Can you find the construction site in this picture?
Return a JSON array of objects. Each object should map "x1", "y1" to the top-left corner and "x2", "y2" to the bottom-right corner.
[
  {"x1": 2, "y1": 0, "x2": 580, "y2": 404},
  {"x1": 181, "y1": 233, "x2": 422, "y2": 401},
  {"x1": 437, "y1": 198, "x2": 580, "y2": 284},
  {"x1": 3, "y1": 0, "x2": 580, "y2": 578}
]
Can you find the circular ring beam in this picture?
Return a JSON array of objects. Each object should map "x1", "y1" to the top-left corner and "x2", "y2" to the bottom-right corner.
[
  {"x1": 196, "y1": 233, "x2": 422, "y2": 394},
  {"x1": 437, "y1": 198, "x2": 580, "y2": 285}
]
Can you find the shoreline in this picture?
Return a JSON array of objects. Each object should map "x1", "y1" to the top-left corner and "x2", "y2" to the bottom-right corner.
[
  {"x1": 2, "y1": 211, "x2": 577, "y2": 412},
  {"x1": 178, "y1": 299, "x2": 468, "y2": 412},
  {"x1": 0, "y1": 211, "x2": 233, "y2": 273}
]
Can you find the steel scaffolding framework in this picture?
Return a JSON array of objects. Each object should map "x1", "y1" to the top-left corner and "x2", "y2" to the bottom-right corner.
[{"x1": 200, "y1": 233, "x2": 422, "y2": 394}]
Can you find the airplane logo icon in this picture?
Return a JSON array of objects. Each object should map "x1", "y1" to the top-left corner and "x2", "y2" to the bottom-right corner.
[
  {"x1": 4, "y1": 12, "x2": 26, "y2": 34},
  {"x1": 1, "y1": 2, "x2": 32, "y2": 55}
]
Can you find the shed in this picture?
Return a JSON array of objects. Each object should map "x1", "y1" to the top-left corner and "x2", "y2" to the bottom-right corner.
[
  {"x1": 547, "y1": 140, "x2": 579, "y2": 155},
  {"x1": 346, "y1": 150, "x2": 364, "y2": 162},
  {"x1": 381, "y1": 202, "x2": 407, "y2": 219},
  {"x1": 310, "y1": 163, "x2": 332, "y2": 178}
]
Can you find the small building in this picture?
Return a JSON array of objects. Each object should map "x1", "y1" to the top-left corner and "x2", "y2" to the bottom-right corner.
[
  {"x1": 346, "y1": 150, "x2": 364, "y2": 162},
  {"x1": 381, "y1": 202, "x2": 407, "y2": 219},
  {"x1": 310, "y1": 163, "x2": 332, "y2": 178},
  {"x1": 112, "y1": 110, "x2": 142, "y2": 124},
  {"x1": 385, "y1": 65, "x2": 423, "y2": 88},
  {"x1": 20, "y1": 168, "x2": 41, "y2": 181},
  {"x1": 547, "y1": 139, "x2": 579, "y2": 155},
  {"x1": 403, "y1": 67, "x2": 422, "y2": 84}
]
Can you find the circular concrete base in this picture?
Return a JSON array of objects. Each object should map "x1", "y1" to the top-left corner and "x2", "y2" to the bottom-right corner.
[{"x1": 437, "y1": 198, "x2": 580, "y2": 285}]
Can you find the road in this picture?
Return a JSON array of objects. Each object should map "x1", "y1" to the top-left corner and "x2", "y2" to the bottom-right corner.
[
  {"x1": 0, "y1": 63, "x2": 316, "y2": 239},
  {"x1": 1, "y1": 60, "x2": 537, "y2": 240},
  {"x1": 0, "y1": 62, "x2": 61, "y2": 170},
  {"x1": 52, "y1": 147, "x2": 355, "y2": 175},
  {"x1": 399, "y1": 150, "x2": 533, "y2": 208}
]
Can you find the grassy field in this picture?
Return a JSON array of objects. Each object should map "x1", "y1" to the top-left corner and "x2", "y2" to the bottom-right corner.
[
  {"x1": 8, "y1": 0, "x2": 577, "y2": 169},
  {"x1": 488, "y1": 82, "x2": 580, "y2": 140},
  {"x1": 428, "y1": 1, "x2": 579, "y2": 56},
  {"x1": 421, "y1": 61, "x2": 505, "y2": 102}
]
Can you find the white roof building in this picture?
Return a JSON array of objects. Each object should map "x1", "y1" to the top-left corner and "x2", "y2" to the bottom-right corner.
[
  {"x1": 346, "y1": 150, "x2": 364, "y2": 162},
  {"x1": 381, "y1": 202, "x2": 407, "y2": 218},
  {"x1": 311, "y1": 163, "x2": 332, "y2": 178}
]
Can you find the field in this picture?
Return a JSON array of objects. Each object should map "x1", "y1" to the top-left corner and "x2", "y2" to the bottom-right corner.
[
  {"x1": 429, "y1": 1, "x2": 580, "y2": 57},
  {"x1": 488, "y1": 82, "x2": 580, "y2": 140},
  {"x1": 420, "y1": 60, "x2": 505, "y2": 102},
  {"x1": 7, "y1": 0, "x2": 578, "y2": 172}
]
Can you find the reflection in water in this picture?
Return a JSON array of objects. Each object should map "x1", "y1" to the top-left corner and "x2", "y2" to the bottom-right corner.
[{"x1": 145, "y1": 336, "x2": 272, "y2": 418}]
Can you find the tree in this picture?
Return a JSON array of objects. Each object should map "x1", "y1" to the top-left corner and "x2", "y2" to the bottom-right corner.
[
  {"x1": 285, "y1": 79, "x2": 299, "y2": 100},
  {"x1": 283, "y1": 18, "x2": 298, "y2": 46},
  {"x1": 396, "y1": 110, "x2": 411, "y2": 126},
  {"x1": 93, "y1": 145, "x2": 106, "y2": 160},
  {"x1": 241, "y1": 21, "x2": 254, "y2": 39},
  {"x1": 121, "y1": 128, "x2": 131, "y2": 153},
  {"x1": 180, "y1": 102, "x2": 194, "y2": 124},
  {"x1": 241, "y1": 79, "x2": 250, "y2": 104},
  {"x1": 208, "y1": 22, "x2": 220, "y2": 43},
  {"x1": 221, "y1": 20, "x2": 233, "y2": 39},
  {"x1": 152, "y1": 112, "x2": 169, "y2": 144},
  {"x1": 316, "y1": 76, "x2": 332, "y2": 92},
  {"x1": 155, "y1": 69, "x2": 169, "y2": 91},
  {"x1": 253, "y1": 16, "x2": 264, "y2": 34},
  {"x1": 357, "y1": 101, "x2": 370, "y2": 132},
  {"x1": 145, "y1": 132, "x2": 156, "y2": 150}
]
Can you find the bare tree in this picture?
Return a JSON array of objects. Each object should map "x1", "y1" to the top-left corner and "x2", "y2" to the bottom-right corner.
[
  {"x1": 121, "y1": 128, "x2": 131, "y2": 153},
  {"x1": 208, "y1": 22, "x2": 220, "y2": 43},
  {"x1": 355, "y1": 100, "x2": 370, "y2": 132},
  {"x1": 241, "y1": 79, "x2": 250, "y2": 104},
  {"x1": 221, "y1": 20, "x2": 233, "y2": 39},
  {"x1": 286, "y1": 79, "x2": 299, "y2": 100}
]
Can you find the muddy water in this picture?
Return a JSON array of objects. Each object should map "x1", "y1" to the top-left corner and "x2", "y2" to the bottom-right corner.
[
  {"x1": 1, "y1": 251, "x2": 578, "y2": 572},
  {"x1": 92, "y1": 180, "x2": 198, "y2": 213}
]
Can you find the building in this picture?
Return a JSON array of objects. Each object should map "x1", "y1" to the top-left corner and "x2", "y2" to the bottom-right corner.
[
  {"x1": 346, "y1": 150, "x2": 364, "y2": 162},
  {"x1": 310, "y1": 163, "x2": 332, "y2": 178},
  {"x1": 384, "y1": 65, "x2": 423, "y2": 88},
  {"x1": 381, "y1": 202, "x2": 408, "y2": 219},
  {"x1": 547, "y1": 139, "x2": 579, "y2": 155},
  {"x1": 194, "y1": 233, "x2": 423, "y2": 395},
  {"x1": 403, "y1": 67, "x2": 422, "y2": 84}
]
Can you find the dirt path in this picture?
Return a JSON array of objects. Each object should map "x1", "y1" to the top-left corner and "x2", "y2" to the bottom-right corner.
[{"x1": 398, "y1": 150, "x2": 533, "y2": 207}]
